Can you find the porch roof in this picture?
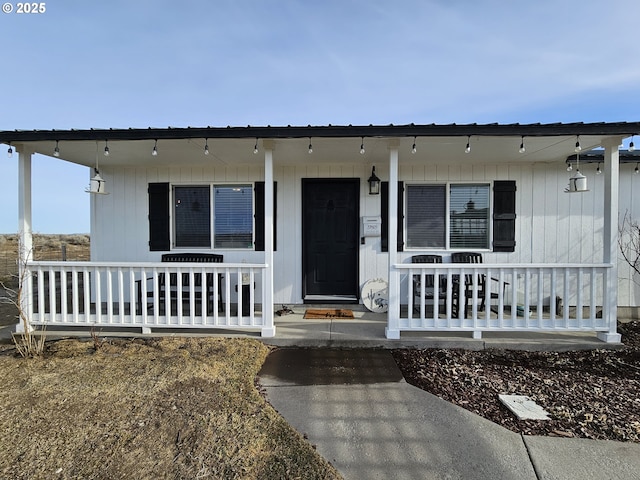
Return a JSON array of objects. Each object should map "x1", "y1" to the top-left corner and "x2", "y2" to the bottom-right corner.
[{"x1": 2, "y1": 121, "x2": 639, "y2": 168}]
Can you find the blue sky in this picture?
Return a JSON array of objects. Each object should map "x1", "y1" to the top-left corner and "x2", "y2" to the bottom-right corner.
[{"x1": 1, "y1": 0, "x2": 639, "y2": 233}]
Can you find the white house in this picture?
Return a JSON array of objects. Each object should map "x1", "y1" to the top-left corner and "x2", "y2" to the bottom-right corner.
[{"x1": 2, "y1": 122, "x2": 640, "y2": 342}]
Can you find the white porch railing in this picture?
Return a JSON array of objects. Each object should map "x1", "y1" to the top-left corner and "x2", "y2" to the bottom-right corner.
[
  {"x1": 390, "y1": 263, "x2": 612, "y2": 336},
  {"x1": 24, "y1": 261, "x2": 272, "y2": 335}
]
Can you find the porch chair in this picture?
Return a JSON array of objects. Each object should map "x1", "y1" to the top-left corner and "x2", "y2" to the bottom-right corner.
[
  {"x1": 411, "y1": 255, "x2": 446, "y2": 312},
  {"x1": 451, "y1": 252, "x2": 505, "y2": 318},
  {"x1": 137, "y1": 253, "x2": 224, "y2": 315}
]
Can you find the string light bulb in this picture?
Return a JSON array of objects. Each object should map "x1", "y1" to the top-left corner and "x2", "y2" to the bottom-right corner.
[
  {"x1": 411, "y1": 136, "x2": 417, "y2": 154},
  {"x1": 574, "y1": 135, "x2": 582, "y2": 153},
  {"x1": 360, "y1": 137, "x2": 365, "y2": 155},
  {"x1": 7, "y1": 143, "x2": 12, "y2": 158},
  {"x1": 567, "y1": 162, "x2": 573, "y2": 172},
  {"x1": 104, "y1": 140, "x2": 110, "y2": 156},
  {"x1": 464, "y1": 136, "x2": 471, "y2": 154},
  {"x1": 204, "y1": 139, "x2": 209, "y2": 155},
  {"x1": 253, "y1": 138, "x2": 259, "y2": 154},
  {"x1": 596, "y1": 163, "x2": 602, "y2": 175},
  {"x1": 519, "y1": 136, "x2": 526, "y2": 154},
  {"x1": 635, "y1": 163, "x2": 639, "y2": 175},
  {"x1": 152, "y1": 139, "x2": 158, "y2": 156},
  {"x1": 308, "y1": 137, "x2": 313, "y2": 154},
  {"x1": 629, "y1": 135, "x2": 636, "y2": 152},
  {"x1": 53, "y1": 140, "x2": 60, "y2": 157}
]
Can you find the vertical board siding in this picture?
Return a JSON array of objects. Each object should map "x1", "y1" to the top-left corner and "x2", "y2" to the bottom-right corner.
[{"x1": 94, "y1": 161, "x2": 639, "y2": 306}]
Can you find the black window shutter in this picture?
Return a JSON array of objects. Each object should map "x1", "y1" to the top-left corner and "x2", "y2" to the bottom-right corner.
[
  {"x1": 493, "y1": 180, "x2": 516, "y2": 252},
  {"x1": 148, "y1": 183, "x2": 170, "y2": 251},
  {"x1": 381, "y1": 181, "x2": 404, "y2": 252},
  {"x1": 254, "y1": 182, "x2": 277, "y2": 251}
]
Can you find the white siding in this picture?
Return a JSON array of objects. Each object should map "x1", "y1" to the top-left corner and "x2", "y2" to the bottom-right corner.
[{"x1": 92, "y1": 161, "x2": 640, "y2": 306}]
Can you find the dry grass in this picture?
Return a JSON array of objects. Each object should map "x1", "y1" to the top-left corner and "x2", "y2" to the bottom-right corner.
[{"x1": 0, "y1": 337, "x2": 341, "y2": 480}]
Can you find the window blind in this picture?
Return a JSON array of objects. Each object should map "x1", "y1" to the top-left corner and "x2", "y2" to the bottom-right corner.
[
  {"x1": 214, "y1": 185, "x2": 253, "y2": 248},
  {"x1": 174, "y1": 186, "x2": 211, "y2": 247},
  {"x1": 406, "y1": 185, "x2": 446, "y2": 248}
]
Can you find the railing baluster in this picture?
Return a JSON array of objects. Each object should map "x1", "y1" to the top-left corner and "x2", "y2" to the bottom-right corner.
[
  {"x1": 48, "y1": 267, "x2": 56, "y2": 321},
  {"x1": 83, "y1": 267, "x2": 90, "y2": 321},
  {"x1": 60, "y1": 266, "x2": 68, "y2": 322},
  {"x1": 117, "y1": 268, "x2": 124, "y2": 321},
  {"x1": 129, "y1": 268, "x2": 136, "y2": 322},
  {"x1": 72, "y1": 269, "x2": 79, "y2": 323},
  {"x1": 536, "y1": 269, "x2": 543, "y2": 324},
  {"x1": 433, "y1": 268, "x2": 441, "y2": 324},
  {"x1": 213, "y1": 267, "x2": 220, "y2": 326},
  {"x1": 106, "y1": 268, "x2": 114, "y2": 324},
  {"x1": 249, "y1": 268, "x2": 256, "y2": 325},
  {"x1": 550, "y1": 268, "x2": 557, "y2": 322},
  {"x1": 37, "y1": 265, "x2": 45, "y2": 321},
  {"x1": 497, "y1": 268, "x2": 505, "y2": 327},
  {"x1": 590, "y1": 267, "x2": 597, "y2": 326},
  {"x1": 576, "y1": 267, "x2": 584, "y2": 327},
  {"x1": 95, "y1": 267, "x2": 102, "y2": 323},
  {"x1": 236, "y1": 266, "x2": 243, "y2": 324},
  {"x1": 224, "y1": 267, "x2": 231, "y2": 324},
  {"x1": 200, "y1": 266, "x2": 207, "y2": 324}
]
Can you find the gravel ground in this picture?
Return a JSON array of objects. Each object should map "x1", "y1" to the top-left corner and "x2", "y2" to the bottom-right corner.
[{"x1": 393, "y1": 321, "x2": 640, "y2": 442}]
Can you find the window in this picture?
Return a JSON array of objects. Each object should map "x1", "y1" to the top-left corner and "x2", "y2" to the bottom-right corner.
[
  {"x1": 406, "y1": 185, "x2": 446, "y2": 248},
  {"x1": 214, "y1": 185, "x2": 253, "y2": 248},
  {"x1": 174, "y1": 186, "x2": 211, "y2": 247},
  {"x1": 449, "y1": 184, "x2": 489, "y2": 248},
  {"x1": 405, "y1": 183, "x2": 490, "y2": 249},
  {"x1": 173, "y1": 184, "x2": 253, "y2": 249}
]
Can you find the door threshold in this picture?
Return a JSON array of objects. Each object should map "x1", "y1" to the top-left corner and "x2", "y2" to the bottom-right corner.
[{"x1": 304, "y1": 295, "x2": 359, "y2": 304}]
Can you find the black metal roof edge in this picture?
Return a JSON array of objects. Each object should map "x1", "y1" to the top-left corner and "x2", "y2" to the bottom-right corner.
[
  {"x1": 566, "y1": 150, "x2": 640, "y2": 164},
  {"x1": 0, "y1": 122, "x2": 639, "y2": 143}
]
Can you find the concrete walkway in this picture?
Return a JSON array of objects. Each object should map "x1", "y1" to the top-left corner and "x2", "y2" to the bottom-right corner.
[{"x1": 258, "y1": 348, "x2": 640, "y2": 480}]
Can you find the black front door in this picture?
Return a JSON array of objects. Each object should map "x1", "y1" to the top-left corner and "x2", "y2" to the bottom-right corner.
[{"x1": 302, "y1": 179, "x2": 359, "y2": 301}]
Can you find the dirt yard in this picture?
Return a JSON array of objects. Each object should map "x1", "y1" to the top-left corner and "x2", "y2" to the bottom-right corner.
[{"x1": 394, "y1": 321, "x2": 640, "y2": 443}]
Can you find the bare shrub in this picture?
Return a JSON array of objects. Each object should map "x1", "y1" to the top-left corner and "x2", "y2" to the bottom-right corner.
[
  {"x1": 619, "y1": 212, "x2": 640, "y2": 283},
  {"x1": 3, "y1": 238, "x2": 46, "y2": 357},
  {"x1": 90, "y1": 325, "x2": 107, "y2": 351}
]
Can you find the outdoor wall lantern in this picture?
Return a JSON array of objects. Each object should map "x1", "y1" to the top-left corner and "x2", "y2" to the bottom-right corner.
[
  {"x1": 86, "y1": 168, "x2": 108, "y2": 195},
  {"x1": 565, "y1": 152, "x2": 588, "y2": 193},
  {"x1": 368, "y1": 166, "x2": 381, "y2": 195}
]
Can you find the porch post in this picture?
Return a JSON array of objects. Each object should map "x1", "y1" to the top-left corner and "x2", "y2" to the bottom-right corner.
[
  {"x1": 385, "y1": 140, "x2": 400, "y2": 339},
  {"x1": 261, "y1": 141, "x2": 276, "y2": 337},
  {"x1": 598, "y1": 138, "x2": 622, "y2": 343},
  {"x1": 16, "y1": 146, "x2": 34, "y2": 333}
]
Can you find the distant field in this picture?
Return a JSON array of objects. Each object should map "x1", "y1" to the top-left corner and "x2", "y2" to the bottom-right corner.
[{"x1": 0, "y1": 234, "x2": 90, "y2": 286}]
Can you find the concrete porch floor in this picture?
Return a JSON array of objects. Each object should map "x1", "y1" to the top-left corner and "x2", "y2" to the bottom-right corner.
[
  {"x1": 1, "y1": 303, "x2": 621, "y2": 351},
  {"x1": 264, "y1": 304, "x2": 620, "y2": 351}
]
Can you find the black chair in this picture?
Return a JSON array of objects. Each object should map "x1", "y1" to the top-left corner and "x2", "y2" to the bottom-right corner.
[
  {"x1": 138, "y1": 253, "x2": 224, "y2": 315},
  {"x1": 411, "y1": 255, "x2": 446, "y2": 311},
  {"x1": 451, "y1": 252, "x2": 504, "y2": 317}
]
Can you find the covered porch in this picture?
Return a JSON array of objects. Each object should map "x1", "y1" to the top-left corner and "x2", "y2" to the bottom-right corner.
[{"x1": 3, "y1": 122, "x2": 639, "y2": 343}]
